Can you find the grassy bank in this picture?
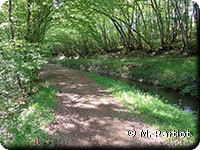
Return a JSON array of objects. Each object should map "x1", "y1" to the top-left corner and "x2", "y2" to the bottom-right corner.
[
  {"x1": 0, "y1": 83, "x2": 57, "y2": 148},
  {"x1": 55, "y1": 56, "x2": 198, "y2": 98},
  {"x1": 81, "y1": 70, "x2": 197, "y2": 146}
]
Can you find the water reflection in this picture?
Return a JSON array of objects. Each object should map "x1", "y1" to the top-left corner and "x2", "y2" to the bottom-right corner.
[{"x1": 99, "y1": 73, "x2": 199, "y2": 114}]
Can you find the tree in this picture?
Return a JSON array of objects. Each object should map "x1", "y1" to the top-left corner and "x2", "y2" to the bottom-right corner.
[
  {"x1": 25, "y1": 0, "x2": 31, "y2": 41},
  {"x1": 194, "y1": 3, "x2": 200, "y2": 51},
  {"x1": 8, "y1": 0, "x2": 14, "y2": 39}
]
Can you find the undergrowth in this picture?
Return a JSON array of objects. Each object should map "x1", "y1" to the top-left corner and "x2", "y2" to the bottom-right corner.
[{"x1": 0, "y1": 83, "x2": 57, "y2": 148}]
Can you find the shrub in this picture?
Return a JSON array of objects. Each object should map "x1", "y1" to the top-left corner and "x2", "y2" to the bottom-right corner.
[{"x1": 0, "y1": 40, "x2": 51, "y2": 147}]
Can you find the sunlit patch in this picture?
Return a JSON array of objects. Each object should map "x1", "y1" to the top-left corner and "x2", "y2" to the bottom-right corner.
[
  {"x1": 58, "y1": 82, "x2": 67, "y2": 85},
  {"x1": 97, "y1": 120, "x2": 106, "y2": 125},
  {"x1": 57, "y1": 93, "x2": 66, "y2": 96},
  {"x1": 75, "y1": 84, "x2": 84, "y2": 87},
  {"x1": 90, "y1": 101, "x2": 107, "y2": 105},
  {"x1": 112, "y1": 108, "x2": 129, "y2": 113},
  {"x1": 62, "y1": 123, "x2": 75, "y2": 129},
  {"x1": 55, "y1": 114, "x2": 68, "y2": 121},
  {"x1": 20, "y1": 105, "x2": 36, "y2": 121},
  {"x1": 73, "y1": 103, "x2": 98, "y2": 109}
]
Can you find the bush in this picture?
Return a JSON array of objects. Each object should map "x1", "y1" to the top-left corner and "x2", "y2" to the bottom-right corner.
[
  {"x1": 0, "y1": 85, "x2": 57, "y2": 147},
  {"x1": 0, "y1": 40, "x2": 52, "y2": 147},
  {"x1": 0, "y1": 40, "x2": 48, "y2": 98}
]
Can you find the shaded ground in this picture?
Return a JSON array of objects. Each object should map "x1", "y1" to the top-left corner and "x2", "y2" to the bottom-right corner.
[{"x1": 39, "y1": 64, "x2": 173, "y2": 147}]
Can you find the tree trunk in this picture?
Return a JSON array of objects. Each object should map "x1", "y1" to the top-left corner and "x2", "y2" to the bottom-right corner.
[
  {"x1": 150, "y1": 0, "x2": 165, "y2": 48},
  {"x1": 111, "y1": 19, "x2": 129, "y2": 51},
  {"x1": 25, "y1": 0, "x2": 31, "y2": 42},
  {"x1": 101, "y1": 19, "x2": 109, "y2": 51},
  {"x1": 172, "y1": 0, "x2": 189, "y2": 52},
  {"x1": 195, "y1": 3, "x2": 200, "y2": 51},
  {"x1": 8, "y1": 0, "x2": 14, "y2": 39}
]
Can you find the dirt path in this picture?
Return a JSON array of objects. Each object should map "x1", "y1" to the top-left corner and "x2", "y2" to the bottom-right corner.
[{"x1": 40, "y1": 64, "x2": 171, "y2": 147}]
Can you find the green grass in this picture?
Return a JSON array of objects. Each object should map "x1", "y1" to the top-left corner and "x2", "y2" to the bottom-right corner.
[
  {"x1": 81, "y1": 71, "x2": 198, "y2": 146},
  {"x1": 55, "y1": 56, "x2": 198, "y2": 98},
  {"x1": 0, "y1": 83, "x2": 57, "y2": 148}
]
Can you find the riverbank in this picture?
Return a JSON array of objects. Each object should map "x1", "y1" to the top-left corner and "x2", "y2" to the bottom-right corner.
[
  {"x1": 42, "y1": 64, "x2": 198, "y2": 146},
  {"x1": 82, "y1": 70, "x2": 198, "y2": 146},
  {"x1": 53, "y1": 56, "x2": 198, "y2": 98},
  {"x1": 33, "y1": 65, "x2": 177, "y2": 147}
]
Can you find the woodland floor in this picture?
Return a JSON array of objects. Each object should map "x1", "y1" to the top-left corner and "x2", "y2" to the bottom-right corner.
[{"x1": 39, "y1": 64, "x2": 175, "y2": 148}]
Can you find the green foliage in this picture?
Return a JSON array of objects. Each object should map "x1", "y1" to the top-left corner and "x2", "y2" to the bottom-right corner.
[
  {"x1": 0, "y1": 0, "x2": 57, "y2": 42},
  {"x1": 0, "y1": 40, "x2": 48, "y2": 98},
  {"x1": 0, "y1": 84, "x2": 57, "y2": 147},
  {"x1": 43, "y1": 0, "x2": 197, "y2": 55},
  {"x1": 128, "y1": 57, "x2": 198, "y2": 97},
  {"x1": 0, "y1": 0, "x2": 198, "y2": 146},
  {"x1": 43, "y1": 16, "x2": 119, "y2": 58},
  {"x1": 1, "y1": 0, "x2": 198, "y2": 57},
  {"x1": 0, "y1": 40, "x2": 53, "y2": 147},
  {"x1": 84, "y1": 71, "x2": 198, "y2": 145},
  {"x1": 55, "y1": 56, "x2": 198, "y2": 98},
  {"x1": 0, "y1": 1, "x2": 56, "y2": 147}
]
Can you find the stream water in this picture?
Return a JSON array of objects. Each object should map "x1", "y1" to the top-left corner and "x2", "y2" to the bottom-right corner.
[{"x1": 99, "y1": 73, "x2": 199, "y2": 114}]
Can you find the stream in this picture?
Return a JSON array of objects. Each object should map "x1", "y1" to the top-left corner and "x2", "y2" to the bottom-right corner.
[{"x1": 98, "y1": 73, "x2": 199, "y2": 114}]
